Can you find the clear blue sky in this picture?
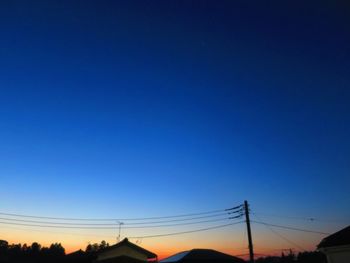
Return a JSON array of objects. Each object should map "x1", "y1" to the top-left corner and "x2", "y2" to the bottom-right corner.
[{"x1": 0, "y1": 0, "x2": 349, "y2": 255}]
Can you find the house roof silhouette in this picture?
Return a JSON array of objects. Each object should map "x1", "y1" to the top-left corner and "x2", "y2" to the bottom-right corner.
[
  {"x1": 96, "y1": 238, "x2": 157, "y2": 263},
  {"x1": 160, "y1": 249, "x2": 245, "y2": 263},
  {"x1": 318, "y1": 225, "x2": 350, "y2": 248},
  {"x1": 97, "y1": 255, "x2": 149, "y2": 263},
  {"x1": 99, "y1": 238, "x2": 156, "y2": 259}
]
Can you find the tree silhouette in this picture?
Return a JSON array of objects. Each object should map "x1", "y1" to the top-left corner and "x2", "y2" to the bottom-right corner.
[{"x1": 0, "y1": 238, "x2": 328, "y2": 263}]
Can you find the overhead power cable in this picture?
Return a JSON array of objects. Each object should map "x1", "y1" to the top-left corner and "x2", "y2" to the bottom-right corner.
[
  {"x1": 253, "y1": 212, "x2": 348, "y2": 223},
  {"x1": 252, "y1": 213, "x2": 306, "y2": 252},
  {"x1": 0, "y1": 217, "x2": 119, "y2": 226},
  {"x1": 0, "y1": 221, "x2": 119, "y2": 229},
  {"x1": 265, "y1": 225, "x2": 306, "y2": 251},
  {"x1": 0, "y1": 216, "x2": 241, "y2": 229},
  {"x1": 0, "y1": 220, "x2": 244, "y2": 231},
  {"x1": 252, "y1": 220, "x2": 330, "y2": 235},
  {"x1": 0, "y1": 212, "x2": 235, "y2": 226},
  {"x1": 128, "y1": 221, "x2": 245, "y2": 239},
  {"x1": 0, "y1": 205, "x2": 242, "y2": 222},
  {"x1": 124, "y1": 217, "x2": 236, "y2": 229},
  {"x1": 0, "y1": 225, "x2": 116, "y2": 239},
  {"x1": 0, "y1": 216, "x2": 240, "y2": 229},
  {"x1": 225, "y1": 205, "x2": 243, "y2": 211},
  {"x1": 120, "y1": 213, "x2": 235, "y2": 225}
]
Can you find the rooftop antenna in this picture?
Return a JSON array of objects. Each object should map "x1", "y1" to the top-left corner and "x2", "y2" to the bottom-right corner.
[{"x1": 117, "y1": 221, "x2": 124, "y2": 242}]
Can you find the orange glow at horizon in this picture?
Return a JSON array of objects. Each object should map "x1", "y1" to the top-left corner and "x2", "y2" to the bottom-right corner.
[{"x1": 0, "y1": 224, "x2": 321, "y2": 261}]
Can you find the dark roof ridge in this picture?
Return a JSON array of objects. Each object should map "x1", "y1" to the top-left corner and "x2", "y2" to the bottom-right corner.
[
  {"x1": 161, "y1": 248, "x2": 245, "y2": 263},
  {"x1": 188, "y1": 248, "x2": 235, "y2": 255},
  {"x1": 98, "y1": 238, "x2": 157, "y2": 258},
  {"x1": 318, "y1": 225, "x2": 350, "y2": 248}
]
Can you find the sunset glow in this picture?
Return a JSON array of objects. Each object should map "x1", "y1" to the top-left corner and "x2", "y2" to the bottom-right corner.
[{"x1": 0, "y1": 1, "x2": 349, "y2": 263}]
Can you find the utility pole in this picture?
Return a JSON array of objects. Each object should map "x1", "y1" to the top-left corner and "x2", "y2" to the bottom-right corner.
[{"x1": 244, "y1": 200, "x2": 254, "y2": 263}]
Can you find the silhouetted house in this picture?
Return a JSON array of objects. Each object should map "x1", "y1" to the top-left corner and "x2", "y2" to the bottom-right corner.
[
  {"x1": 160, "y1": 249, "x2": 245, "y2": 263},
  {"x1": 318, "y1": 225, "x2": 350, "y2": 263},
  {"x1": 95, "y1": 238, "x2": 157, "y2": 263},
  {"x1": 66, "y1": 249, "x2": 92, "y2": 263}
]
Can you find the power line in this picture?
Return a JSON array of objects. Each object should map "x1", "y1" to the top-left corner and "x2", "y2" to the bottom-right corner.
[
  {"x1": 253, "y1": 212, "x2": 348, "y2": 223},
  {"x1": 123, "y1": 217, "x2": 237, "y2": 229},
  {"x1": 226, "y1": 205, "x2": 243, "y2": 211},
  {"x1": 272, "y1": 237, "x2": 304, "y2": 253},
  {"x1": 0, "y1": 216, "x2": 243, "y2": 238},
  {"x1": 252, "y1": 213, "x2": 306, "y2": 252},
  {"x1": 259, "y1": 223, "x2": 306, "y2": 251},
  {"x1": 0, "y1": 225, "x2": 116, "y2": 239},
  {"x1": 0, "y1": 212, "x2": 244, "y2": 242},
  {"x1": 0, "y1": 217, "x2": 119, "y2": 226},
  {"x1": 0, "y1": 216, "x2": 241, "y2": 230},
  {"x1": 0, "y1": 213, "x2": 244, "y2": 229},
  {"x1": 251, "y1": 220, "x2": 330, "y2": 235},
  {"x1": 124, "y1": 213, "x2": 236, "y2": 225},
  {"x1": 0, "y1": 221, "x2": 119, "y2": 229},
  {"x1": 0, "y1": 212, "x2": 236, "y2": 227},
  {"x1": 128, "y1": 221, "x2": 245, "y2": 239},
  {"x1": 0, "y1": 205, "x2": 242, "y2": 222}
]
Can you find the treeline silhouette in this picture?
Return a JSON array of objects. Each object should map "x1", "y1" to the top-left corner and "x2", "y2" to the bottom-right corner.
[
  {"x1": 0, "y1": 239, "x2": 326, "y2": 263},
  {"x1": 256, "y1": 250, "x2": 326, "y2": 263},
  {"x1": 0, "y1": 240, "x2": 65, "y2": 263},
  {"x1": 0, "y1": 239, "x2": 109, "y2": 263}
]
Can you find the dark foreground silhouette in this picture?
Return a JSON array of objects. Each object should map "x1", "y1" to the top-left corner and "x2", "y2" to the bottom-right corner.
[{"x1": 0, "y1": 239, "x2": 326, "y2": 263}]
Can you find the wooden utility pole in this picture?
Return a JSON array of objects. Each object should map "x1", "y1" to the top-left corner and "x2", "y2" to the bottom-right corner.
[{"x1": 244, "y1": 200, "x2": 254, "y2": 263}]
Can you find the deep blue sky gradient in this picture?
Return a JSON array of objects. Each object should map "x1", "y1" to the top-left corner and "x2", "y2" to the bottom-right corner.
[{"x1": 0, "y1": 0, "x2": 349, "y2": 241}]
